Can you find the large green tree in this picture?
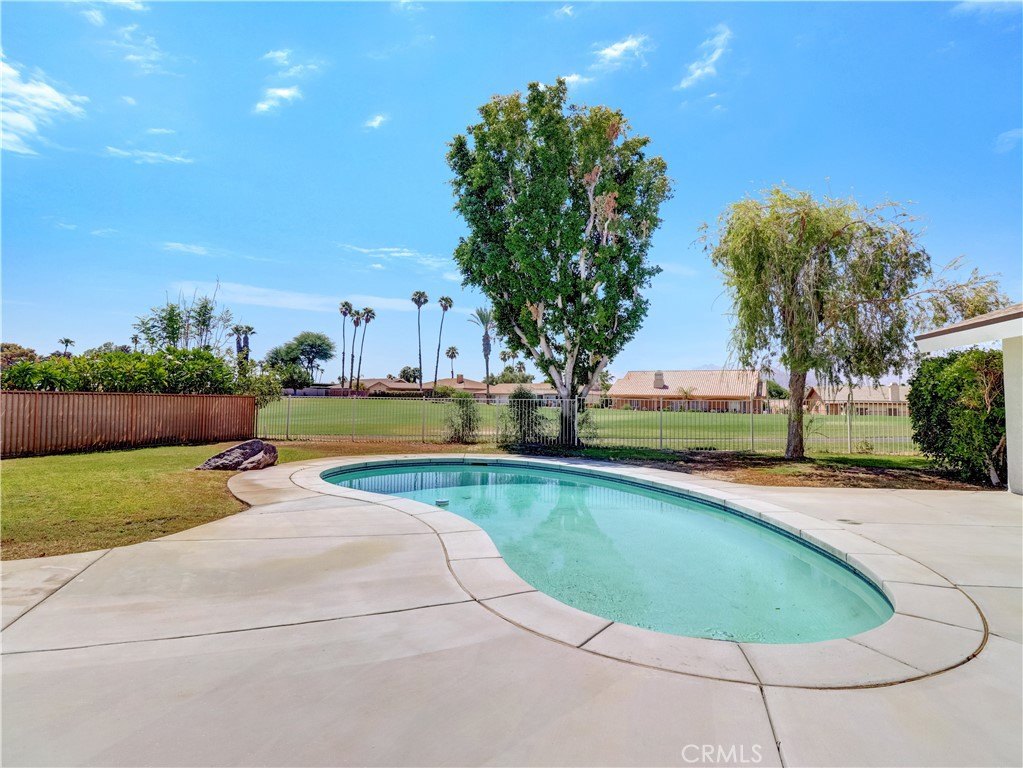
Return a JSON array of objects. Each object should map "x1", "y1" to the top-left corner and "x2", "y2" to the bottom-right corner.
[
  {"x1": 267, "y1": 331, "x2": 336, "y2": 380},
  {"x1": 448, "y1": 79, "x2": 671, "y2": 443},
  {"x1": 705, "y1": 185, "x2": 1008, "y2": 459}
]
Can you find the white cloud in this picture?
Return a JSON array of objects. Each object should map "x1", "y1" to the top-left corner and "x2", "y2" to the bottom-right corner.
[
  {"x1": 593, "y1": 34, "x2": 651, "y2": 71},
  {"x1": 163, "y1": 241, "x2": 208, "y2": 255},
  {"x1": 393, "y1": 0, "x2": 425, "y2": 13},
  {"x1": 145, "y1": 127, "x2": 175, "y2": 135},
  {"x1": 0, "y1": 53, "x2": 88, "y2": 156},
  {"x1": 121, "y1": 95, "x2": 137, "y2": 106},
  {"x1": 114, "y1": 24, "x2": 169, "y2": 75},
  {"x1": 562, "y1": 73, "x2": 593, "y2": 87},
  {"x1": 995, "y1": 128, "x2": 1022, "y2": 153},
  {"x1": 105, "y1": 0, "x2": 148, "y2": 10},
  {"x1": 951, "y1": 0, "x2": 1021, "y2": 14},
  {"x1": 338, "y1": 243, "x2": 451, "y2": 272},
  {"x1": 82, "y1": 9, "x2": 106, "y2": 26},
  {"x1": 364, "y1": 114, "x2": 388, "y2": 129},
  {"x1": 254, "y1": 86, "x2": 302, "y2": 113},
  {"x1": 369, "y1": 263, "x2": 385, "y2": 270},
  {"x1": 677, "y1": 24, "x2": 732, "y2": 89},
  {"x1": 554, "y1": 5, "x2": 574, "y2": 17},
  {"x1": 170, "y1": 282, "x2": 427, "y2": 314},
  {"x1": 262, "y1": 49, "x2": 291, "y2": 66},
  {"x1": 91, "y1": 228, "x2": 118, "y2": 237},
  {"x1": 56, "y1": 222, "x2": 78, "y2": 230},
  {"x1": 443, "y1": 271, "x2": 462, "y2": 283},
  {"x1": 173, "y1": 282, "x2": 339, "y2": 312},
  {"x1": 105, "y1": 146, "x2": 193, "y2": 164},
  {"x1": 261, "y1": 48, "x2": 321, "y2": 79}
]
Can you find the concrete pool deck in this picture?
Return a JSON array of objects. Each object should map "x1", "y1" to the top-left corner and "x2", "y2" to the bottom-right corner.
[{"x1": 2, "y1": 454, "x2": 1021, "y2": 766}]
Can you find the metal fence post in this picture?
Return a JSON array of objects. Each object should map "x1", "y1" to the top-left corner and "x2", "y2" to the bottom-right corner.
[
  {"x1": 351, "y1": 395, "x2": 357, "y2": 441},
  {"x1": 659, "y1": 399, "x2": 664, "y2": 450},
  {"x1": 750, "y1": 395, "x2": 755, "y2": 451},
  {"x1": 285, "y1": 396, "x2": 291, "y2": 441},
  {"x1": 847, "y1": 401, "x2": 853, "y2": 453},
  {"x1": 421, "y1": 397, "x2": 426, "y2": 443}
]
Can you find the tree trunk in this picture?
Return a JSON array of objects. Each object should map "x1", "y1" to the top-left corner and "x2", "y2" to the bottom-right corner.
[
  {"x1": 433, "y1": 312, "x2": 446, "y2": 390},
  {"x1": 558, "y1": 397, "x2": 578, "y2": 446},
  {"x1": 786, "y1": 370, "x2": 808, "y2": 459},
  {"x1": 356, "y1": 325, "x2": 368, "y2": 389},
  {"x1": 340, "y1": 324, "x2": 347, "y2": 387},
  {"x1": 482, "y1": 332, "x2": 491, "y2": 400},
  {"x1": 417, "y1": 310, "x2": 424, "y2": 393}
]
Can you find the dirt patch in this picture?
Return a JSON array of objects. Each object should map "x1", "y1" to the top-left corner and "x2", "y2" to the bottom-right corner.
[{"x1": 522, "y1": 447, "x2": 997, "y2": 491}]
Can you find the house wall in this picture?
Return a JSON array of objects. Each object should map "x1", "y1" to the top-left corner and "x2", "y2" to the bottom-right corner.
[{"x1": 612, "y1": 397, "x2": 758, "y2": 413}]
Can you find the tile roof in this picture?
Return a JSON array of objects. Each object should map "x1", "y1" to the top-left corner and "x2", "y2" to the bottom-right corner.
[
  {"x1": 816, "y1": 383, "x2": 909, "y2": 403},
  {"x1": 424, "y1": 377, "x2": 488, "y2": 392},
  {"x1": 608, "y1": 370, "x2": 760, "y2": 399},
  {"x1": 329, "y1": 378, "x2": 419, "y2": 390},
  {"x1": 487, "y1": 382, "x2": 557, "y2": 395}
]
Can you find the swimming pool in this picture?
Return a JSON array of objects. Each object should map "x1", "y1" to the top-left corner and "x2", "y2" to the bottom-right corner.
[{"x1": 323, "y1": 461, "x2": 893, "y2": 643}]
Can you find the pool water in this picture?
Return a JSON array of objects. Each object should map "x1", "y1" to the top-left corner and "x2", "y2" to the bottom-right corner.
[{"x1": 324, "y1": 463, "x2": 893, "y2": 643}]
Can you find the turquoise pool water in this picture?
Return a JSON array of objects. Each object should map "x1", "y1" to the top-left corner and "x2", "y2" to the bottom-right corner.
[{"x1": 324, "y1": 462, "x2": 893, "y2": 643}]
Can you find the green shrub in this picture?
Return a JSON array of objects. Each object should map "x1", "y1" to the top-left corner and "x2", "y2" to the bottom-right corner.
[
  {"x1": 500, "y1": 385, "x2": 552, "y2": 445},
  {"x1": 0, "y1": 349, "x2": 245, "y2": 397},
  {"x1": 908, "y1": 348, "x2": 1006, "y2": 485},
  {"x1": 445, "y1": 392, "x2": 481, "y2": 443}
]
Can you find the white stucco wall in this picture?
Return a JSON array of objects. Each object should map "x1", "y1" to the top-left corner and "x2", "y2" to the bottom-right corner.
[{"x1": 1004, "y1": 335, "x2": 1022, "y2": 495}]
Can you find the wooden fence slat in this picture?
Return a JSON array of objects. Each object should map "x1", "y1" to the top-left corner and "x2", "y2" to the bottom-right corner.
[{"x1": 0, "y1": 392, "x2": 256, "y2": 458}]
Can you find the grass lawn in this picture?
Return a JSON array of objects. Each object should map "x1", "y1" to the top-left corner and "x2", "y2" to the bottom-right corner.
[
  {"x1": 2, "y1": 440, "x2": 972, "y2": 562},
  {"x1": 0, "y1": 440, "x2": 501, "y2": 560},
  {"x1": 257, "y1": 398, "x2": 917, "y2": 454}
]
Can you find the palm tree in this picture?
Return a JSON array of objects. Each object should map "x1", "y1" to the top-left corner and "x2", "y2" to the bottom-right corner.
[
  {"x1": 338, "y1": 301, "x2": 352, "y2": 387},
  {"x1": 230, "y1": 324, "x2": 246, "y2": 356},
  {"x1": 432, "y1": 296, "x2": 453, "y2": 388},
  {"x1": 410, "y1": 291, "x2": 429, "y2": 391},
  {"x1": 349, "y1": 310, "x2": 363, "y2": 390},
  {"x1": 241, "y1": 326, "x2": 256, "y2": 360},
  {"x1": 130, "y1": 334, "x2": 141, "y2": 352},
  {"x1": 499, "y1": 350, "x2": 513, "y2": 366},
  {"x1": 468, "y1": 306, "x2": 496, "y2": 400},
  {"x1": 58, "y1": 338, "x2": 75, "y2": 356},
  {"x1": 515, "y1": 360, "x2": 526, "y2": 374},
  {"x1": 355, "y1": 307, "x2": 375, "y2": 389},
  {"x1": 446, "y1": 346, "x2": 459, "y2": 378}
]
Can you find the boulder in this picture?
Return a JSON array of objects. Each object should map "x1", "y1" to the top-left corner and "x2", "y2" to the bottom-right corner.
[{"x1": 197, "y1": 439, "x2": 278, "y2": 471}]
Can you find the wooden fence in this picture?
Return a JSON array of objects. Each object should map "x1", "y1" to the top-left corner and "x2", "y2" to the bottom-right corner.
[{"x1": 1, "y1": 392, "x2": 256, "y2": 458}]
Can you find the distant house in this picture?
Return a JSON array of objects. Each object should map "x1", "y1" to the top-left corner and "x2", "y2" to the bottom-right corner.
[
  {"x1": 423, "y1": 375, "x2": 488, "y2": 395},
  {"x1": 328, "y1": 378, "x2": 419, "y2": 396},
  {"x1": 607, "y1": 370, "x2": 763, "y2": 412},
  {"x1": 812, "y1": 383, "x2": 909, "y2": 416},
  {"x1": 486, "y1": 382, "x2": 559, "y2": 404}
]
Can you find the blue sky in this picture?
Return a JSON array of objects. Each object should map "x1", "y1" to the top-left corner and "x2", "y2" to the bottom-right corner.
[{"x1": 3, "y1": 0, "x2": 1021, "y2": 384}]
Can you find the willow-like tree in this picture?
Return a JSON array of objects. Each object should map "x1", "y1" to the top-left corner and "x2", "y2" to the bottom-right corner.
[
  {"x1": 704, "y1": 185, "x2": 1008, "y2": 459},
  {"x1": 448, "y1": 79, "x2": 671, "y2": 443}
]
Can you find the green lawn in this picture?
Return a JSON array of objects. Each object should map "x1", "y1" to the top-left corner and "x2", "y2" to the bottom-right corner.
[
  {"x1": 257, "y1": 398, "x2": 917, "y2": 454},
  {"x1": 0, "y1": 440, "x2": 502, "y2": 560}
]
